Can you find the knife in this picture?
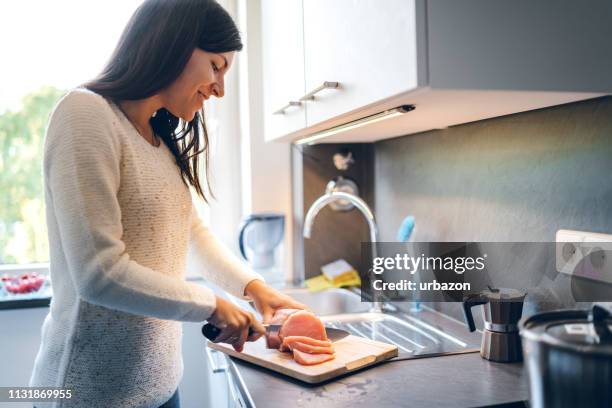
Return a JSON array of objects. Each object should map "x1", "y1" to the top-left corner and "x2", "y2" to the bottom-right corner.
[{"x1": 202, "y1": 323, "x2": 350, "y2": 343}]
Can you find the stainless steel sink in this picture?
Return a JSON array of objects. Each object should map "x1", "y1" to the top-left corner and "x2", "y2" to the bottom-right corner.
[
  {"x1": 320, "y1": 312, "x2": 477, "y2": 357},
  {"x1": 272, "y1": 287, "x2": 480, "y2": 359},
  {"x1": 235, "y1": 287, "x2": 478, "y2": 359}
]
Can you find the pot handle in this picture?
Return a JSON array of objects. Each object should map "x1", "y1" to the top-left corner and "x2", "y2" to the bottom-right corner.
[
  {"x1": 588, "y1": 304, "x2": 612, "y2": 343},
  {"x1": 462, "y1": 293, "x2": 488, "y2": 332}
]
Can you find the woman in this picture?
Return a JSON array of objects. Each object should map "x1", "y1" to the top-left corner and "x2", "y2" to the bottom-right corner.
[{"x1": 29, "y1": 1, "x2": 306, "y2": 407}]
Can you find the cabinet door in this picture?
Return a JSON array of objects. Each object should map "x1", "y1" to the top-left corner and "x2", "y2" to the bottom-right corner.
[
  {"x1": 303, "y1": 0, "x2": 420, "y2": 127},
  {"x1": 261, "y1": 0, "x2": 306, "y2": 141},
  {"x1": 0, "y1": 307, "x2": 48, "y2": 388}
]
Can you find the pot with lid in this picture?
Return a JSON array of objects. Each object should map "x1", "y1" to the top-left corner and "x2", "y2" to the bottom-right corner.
[{"x1": 520, "y1": 304, "x2": 612, "y2": 408}]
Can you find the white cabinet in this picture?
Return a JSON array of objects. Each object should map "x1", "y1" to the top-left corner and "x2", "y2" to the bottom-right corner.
[
  {"x1": 302, "y1": 0, "x2": 420, "y2": 126},
  {"x1": 261, "y1": 0, "x2": 307, "y2": 141},
  {"x1": 261, "y1": 0, "x2": 612, "y2": 144},
  {"x1": 0, "y1": 307, "x2": 48, "y2": 389}
]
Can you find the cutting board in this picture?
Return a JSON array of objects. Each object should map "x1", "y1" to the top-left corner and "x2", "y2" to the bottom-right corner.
[{"x1": 207, "y1": 334, "x2": 398, "y2": 384}]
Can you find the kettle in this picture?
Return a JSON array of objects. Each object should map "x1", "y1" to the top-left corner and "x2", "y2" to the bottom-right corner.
[
  {"x1": 238, "y1": 213, "x2": 285, "y2": 269},
  {"x1": 463, "y1": 287, "x2": 527, "y2": 362}
]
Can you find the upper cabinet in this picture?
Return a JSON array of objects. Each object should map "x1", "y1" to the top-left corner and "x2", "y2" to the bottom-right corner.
[
  {"x1": 261, "y1": 0, "x2": 306, "y2": 139},
  {"x1": 262, "y1": 0, "x2": 612, "y2": 143},
  {"x1": 302, "y1": 0, "x2": 420, "y2": 126}
]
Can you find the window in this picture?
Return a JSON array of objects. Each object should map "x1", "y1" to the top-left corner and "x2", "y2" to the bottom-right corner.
[{"x1": 0, "y1": 1, "x2": 143, "y2": 267}]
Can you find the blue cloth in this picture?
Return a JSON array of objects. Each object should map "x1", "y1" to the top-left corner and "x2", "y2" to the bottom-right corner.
[
  {"x1": 396, "y1": 215, "x2": 415, "y2": 242},
  {"x1": 158, "y1": 389, "x2": 180, "y2": 408}
]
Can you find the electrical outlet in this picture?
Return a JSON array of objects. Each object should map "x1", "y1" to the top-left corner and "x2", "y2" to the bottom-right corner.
[{"x1": 556, "y1": 229, "x2": 612, "y2": 284}]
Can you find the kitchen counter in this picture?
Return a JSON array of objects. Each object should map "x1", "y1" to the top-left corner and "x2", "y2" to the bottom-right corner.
[
  {"x1": 200, "y1": 281, "x2": 530, "y2": 407},
  {"x1": 0, "y1": 287, "x2": 52, "y2": 310},
  {"x1": 226, "y1": 348, "x2": 529, "y2": 408}
]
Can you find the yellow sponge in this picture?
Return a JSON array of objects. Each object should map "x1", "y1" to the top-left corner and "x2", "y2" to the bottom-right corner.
[
  {"x1": 321, "y1": 259, "x2": 360, "y2": 286},
  {"x1": 304, "y1": 259, "x2": 362, "y2": 292}
]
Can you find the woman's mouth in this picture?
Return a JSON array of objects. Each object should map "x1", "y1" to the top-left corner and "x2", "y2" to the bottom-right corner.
[{"x1": 197, "y1": 91, "x2": 207, "y2": 102}]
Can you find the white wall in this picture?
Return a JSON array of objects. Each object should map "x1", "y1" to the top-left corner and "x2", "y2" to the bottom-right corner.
[{"x1": 237, "y1": 0, "x2": 294, "y2": 280}]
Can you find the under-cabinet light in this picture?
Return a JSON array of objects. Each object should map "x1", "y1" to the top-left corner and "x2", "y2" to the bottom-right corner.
[{"x1": 295, "y1": 105, "x2": 415, "y2": 145}]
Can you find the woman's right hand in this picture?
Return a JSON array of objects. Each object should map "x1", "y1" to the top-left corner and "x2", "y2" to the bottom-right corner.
[{"x1": 207, "y1": 296, "x2": 265, "y2": 352}]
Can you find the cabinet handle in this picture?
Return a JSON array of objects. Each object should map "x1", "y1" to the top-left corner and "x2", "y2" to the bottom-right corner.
[
  {"x1": 205, "y1": 347, "x2": 228, "y2": 374},
  {"x1": 273, "y1": 101, "x2": 302, "y2": 115},
  {"x1": 299, "y1": 81, "x2": 340, "y2": 101}
]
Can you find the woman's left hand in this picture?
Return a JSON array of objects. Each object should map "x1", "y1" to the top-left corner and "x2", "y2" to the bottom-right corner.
[{"x1": 244, "y1": 279, "x2": 310, "y2": 323}]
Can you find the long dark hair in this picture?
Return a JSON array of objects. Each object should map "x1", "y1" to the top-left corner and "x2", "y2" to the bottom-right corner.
[{"x1": 82, "y1": 0, "x2": 242, "y2": 201}]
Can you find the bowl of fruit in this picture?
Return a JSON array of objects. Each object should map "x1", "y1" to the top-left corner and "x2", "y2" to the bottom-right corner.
[{"x1": 1, "y1": 272, "x2": 46, "y2": 295}]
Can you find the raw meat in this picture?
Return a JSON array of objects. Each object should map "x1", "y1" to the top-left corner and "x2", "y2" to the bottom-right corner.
[
  {"x1": 266, "y1": 309, "x2": 337, "y2": 365},
  {"x1": 265, "y1": 308, "x2": 301, "y2": 349},
  {"x1": 292, "y1": 349, "x2": 335, "y2": 365},
  {"x1": 281, "y1": 336, "x2": 332, "y2": 349},
  {"x1": 270, "y1": 308, "x2": 302, "y2": 325},
  {"x1": 284, "y1": 340, "x2": 334, "y2": 355},
  {"x1": 278, "y1": 310, "x2": 328, "y2": 342}
]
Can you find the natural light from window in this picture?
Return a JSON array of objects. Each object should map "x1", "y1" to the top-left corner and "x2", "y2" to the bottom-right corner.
[{"x1": 0, "y1": 0, "x2": 143, "y2": 265}]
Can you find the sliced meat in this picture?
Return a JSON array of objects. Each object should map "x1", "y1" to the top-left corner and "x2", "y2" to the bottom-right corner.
[
  {"x1": 281, "y1": 335, "x2": 333, "y2": 350},
  {"x1": 286, "y1": 340, "x2": 334, "y2": 355},
  {"x1": 265, "y1": 309, "x2": 336, "y2": 365},
  {"x1": 265, "y1": 309, "x2": 301, "y2": 349},
  {"x1": 292, "y1": 349, "x2": 335, "y2": 365},
  {"x1": 270, "y1": 308, "x2": 302, "y2": 325},
  {"x1": 279, "y1": 310, "x2": 328, "y2": 342}
]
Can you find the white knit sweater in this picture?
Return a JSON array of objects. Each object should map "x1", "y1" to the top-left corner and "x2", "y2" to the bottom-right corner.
[{"x1": 29, "y1": 87, "x2": 263, "y2": 408}]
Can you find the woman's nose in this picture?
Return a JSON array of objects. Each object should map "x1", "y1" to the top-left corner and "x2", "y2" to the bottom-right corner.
[{"x1": 211, "y1": 80, "x2": 224, "y2": 98}]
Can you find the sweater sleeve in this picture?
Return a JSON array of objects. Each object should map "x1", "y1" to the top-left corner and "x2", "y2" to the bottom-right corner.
[
  {"x1": 44, "y1": 90, "x2": 217, "y2": 322},
  {"x1": 190, "y1": 204, "x2": 265, "y2": 300}
]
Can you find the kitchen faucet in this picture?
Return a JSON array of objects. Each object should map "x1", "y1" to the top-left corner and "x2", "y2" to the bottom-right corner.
[{"x1": 303, "y1": 191, "x2": 383, "y2": 313}]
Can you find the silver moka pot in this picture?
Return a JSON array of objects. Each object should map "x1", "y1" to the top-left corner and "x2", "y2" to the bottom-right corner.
[{"x1": 462, "y1": 287, "x2": 527, "y2": 362}]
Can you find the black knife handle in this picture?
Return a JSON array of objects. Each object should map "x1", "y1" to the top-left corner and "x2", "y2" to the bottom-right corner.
[{"x1": 201, "y1": 323, "x2": 256, "y2": 342}]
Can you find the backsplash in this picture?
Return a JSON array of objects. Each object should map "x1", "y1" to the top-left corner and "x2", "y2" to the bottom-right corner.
[
  {"x1": 295, "y1": 96, "x2": 611, "y2": 316},
  {"x1": 295, "y1": 144, "x2": 374, "y2": 281},
  {"x1": 374, "y1": 95, "x2": 612, "y2": 314}
]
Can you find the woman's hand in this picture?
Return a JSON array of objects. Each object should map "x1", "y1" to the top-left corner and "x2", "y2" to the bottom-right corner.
[
  {"x1": 208, "y1": 296, "x2": 265, "y2": 352},
  {"x1": 244, "y1": 279, "x2": 310, "y2": 323}
]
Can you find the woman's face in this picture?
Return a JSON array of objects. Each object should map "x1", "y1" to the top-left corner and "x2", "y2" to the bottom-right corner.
[{"x1": 161, "y1": 48, "x2": 235, "y2": 121}]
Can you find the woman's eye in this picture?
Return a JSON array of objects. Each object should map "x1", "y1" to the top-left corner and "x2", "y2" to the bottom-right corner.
[{"x1": 212, "y1": 63, "x2": 219, "y2": 73}]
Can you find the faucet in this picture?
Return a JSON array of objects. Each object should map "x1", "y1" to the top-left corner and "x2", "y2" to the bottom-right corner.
[{"x1": 303, "y1": 191, "x2": 383, "y2": 313}]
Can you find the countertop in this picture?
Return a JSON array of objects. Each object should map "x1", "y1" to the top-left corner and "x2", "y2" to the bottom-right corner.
[
  {"x1": 218, "y1": 301, "x2": 530, "y2": 408},
  {"x1": 200, "y1": 280, "x2": 530, "y2": 407},
  {"x1": 227, "y1": 347, "x2": 529, "y2": 408},
  {"x1": 0, "y1": 287, "x2": 52, "y2": 310}
]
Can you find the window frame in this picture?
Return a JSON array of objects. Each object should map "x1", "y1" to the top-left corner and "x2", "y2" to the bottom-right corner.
[{"x1": 0, "y1": 262, "x2": 49, "y2": 276}]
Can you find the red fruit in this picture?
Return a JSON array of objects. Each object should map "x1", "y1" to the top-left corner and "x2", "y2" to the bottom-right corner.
[
  {"x1": 19, "y1": 279, "x2": 29, "y2": 292},
  {"x1": 5, "y1": 281, "x2": 19, "y2": 294},
  {"x1": 32, "y1": 276, "x2": 44, "y2": 291},
  {"x1": 27, "y1": 278, "x2": 38, "y2": 292},
  {"x1": 18, "y1": 281, "x2": 30, "y2": 293},
  {"x1": 2, "y1": 273, "x2": 45, "y2": 293}
]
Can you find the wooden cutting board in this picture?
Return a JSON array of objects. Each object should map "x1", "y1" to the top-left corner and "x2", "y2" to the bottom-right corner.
[{"x1": 207, "y1": 334, "x2": 398, "y2": 384}]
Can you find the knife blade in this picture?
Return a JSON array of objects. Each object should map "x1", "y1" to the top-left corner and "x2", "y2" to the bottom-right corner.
[
  {"x1": 263, "y1": 324, "x2": 350, "y2": 342},
  {"x1": 202, "y1": 323, "x2": 349, "y2": 343}
]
